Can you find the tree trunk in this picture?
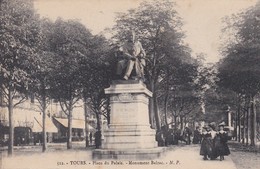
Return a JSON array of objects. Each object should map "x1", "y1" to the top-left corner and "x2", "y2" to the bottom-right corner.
[
  {"x1": 149, "y1": 80, "x2": 155, "y2": 128},
  {"x1": 235, "y1": 106, "x2": 238, "y2": 141},
  {"x1": 84, "y1": 98, "x2": 89, "y2": 147},
  {"x1": 180, "y1": 116, "x2": 184, "y2": 130},
  {"x1": 67, "y1": 103, "x2": 73, "y2": 149},
  {"x1": 242, "y1": 108, "x2": 246, "y2": 144},
  {"x1": 94, "y1": 109, "x2": 102, "y2": 148},
  {"x1": 8, "y1": 87, "x2": 14, "y2": 156},
  {"x1": 164, "y1": 88, "x2": 169, "y2": 128},
  {"x1": 250, "y1": 95, "x2": 256, "y2": 146},
  {"x1": 42, "y1": 93, "x2": 47, "y2": 152},
  {"x1": 237, "y1": 101, "x2": 241, "y2": 142},
  {"x1": 154, "y1": 93, "x2": 161, "y2": 130},
  {"x1": 95, "y1": 112, "x2": 101, "y2": 132},
  {"x1": 173, "y1": 115, "x2": 177, "y2": 130},
  {"x1": 246, "y1": 98, "x2": 250, "y2": 145}
]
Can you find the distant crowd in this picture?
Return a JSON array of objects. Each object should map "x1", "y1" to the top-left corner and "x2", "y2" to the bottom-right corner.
[{"x1": 155, "y1": 125, "x2": 193, "y2": 146}]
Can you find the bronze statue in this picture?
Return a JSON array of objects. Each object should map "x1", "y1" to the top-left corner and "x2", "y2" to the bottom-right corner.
[{"x1": 116, "y1": 31, "x2": 146, "y2": 81}]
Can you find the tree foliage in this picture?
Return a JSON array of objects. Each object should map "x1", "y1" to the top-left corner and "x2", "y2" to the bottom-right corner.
[
  {"x1": 81, "y1": 35, "x2": 113, "y2": 131},
  {"x1": 112, "y1": 0, "x2": 192, "y2": 129},
  {"x1": 219, "y1": 2, "x2": 260, "y2": 96},
  {"x1": 0, "y1": 0, "x2": 41, "y2": 155},
  {"x1": 218, "y1": 2, "x2": 260, "y2": 146}
]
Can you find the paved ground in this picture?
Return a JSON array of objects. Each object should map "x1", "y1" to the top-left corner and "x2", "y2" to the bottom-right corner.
[
  {"x1": 230, "y1": 151, "x2": 259, "y2": 169},
  {"x1": 228, "y1": 142, "x2": 260, "y2": 169},
  {"x1": 162, "y1": 145, "x2": 237, "y2": 169},
  {"x1": 1, "y1": 144, "x2": 238, "y2": 169}
]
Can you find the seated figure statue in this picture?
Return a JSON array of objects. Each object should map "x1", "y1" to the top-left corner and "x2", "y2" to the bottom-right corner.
[{"x1": 116, "y1": 31, "x2": 146, "y2": 81}]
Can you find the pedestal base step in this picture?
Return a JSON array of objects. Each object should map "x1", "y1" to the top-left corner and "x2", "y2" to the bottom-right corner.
[{"x1": 92, "y1": 147, "x2": 166, "y2": 160}]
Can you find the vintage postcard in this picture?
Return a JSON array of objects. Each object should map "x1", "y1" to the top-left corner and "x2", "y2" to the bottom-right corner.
[{"x1": 0, "y1": 0, "x2": 259, "y2": 169}]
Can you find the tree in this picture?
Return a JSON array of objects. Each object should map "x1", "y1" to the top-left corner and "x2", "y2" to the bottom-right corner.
[
  {"x1": 48, "y1": 18, "x2": 92, "y2": 149},
  {"x1": 0, "y1": 0, "x2": 41, "y2": 155},
  {"x1": 157, "y1": 52, "x2": 201, "y2": 129},
  {"x1": 112, "y1": 0, "x2": 189, "y2": 130},
  {"x1": 28, "y1": 18, "x2": 56, "y2": 152},
  {"x1": 80, "y1": 35, "x2": 112, "y2": 136},
  {"x1": 218, "y1": 2, "x2": 260, "y2": 146}
]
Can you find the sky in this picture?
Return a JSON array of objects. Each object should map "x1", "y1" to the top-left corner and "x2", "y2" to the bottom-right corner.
[{"x1": 34, "y1": 0, "x2": 258, "y2": 63}]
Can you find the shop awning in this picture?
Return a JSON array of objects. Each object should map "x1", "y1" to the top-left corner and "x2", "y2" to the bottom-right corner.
[
  {"x1": 53, "y1": 117, "x2": 94, "y2": 130},
  {"x1": 0, "y1": 107, "x2": 58, "y2": 133},
  {"x1": 33, "y1": 114, "x2": 58, "y2": 133}
]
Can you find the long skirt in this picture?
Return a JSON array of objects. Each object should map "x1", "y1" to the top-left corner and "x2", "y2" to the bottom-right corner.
[
  {"x1": 200, "y1": 138, "x2": 213, "y2": 157},
  {"x1": 215, "y1": 138, "x2": 230, "y2": 156}
]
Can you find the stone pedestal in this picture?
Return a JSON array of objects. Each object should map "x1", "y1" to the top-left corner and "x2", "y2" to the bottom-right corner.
[{"x1": 92, "y1": 80, "x2": 165, "y2": 159}]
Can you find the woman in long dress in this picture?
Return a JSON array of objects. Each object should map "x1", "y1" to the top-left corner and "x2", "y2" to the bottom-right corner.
[
  {"x1": 193, "y1": 126, "x2": 202, "y2": 144},
  {"x1": 208, "y1": 122, "x2": 218, "y2": 160},
  {"x1": 215, "y1": 122, "x2": 230, "y2": 161},
  {"x1": 200, "y1": 126, "x2": 214, "y2": 160}
]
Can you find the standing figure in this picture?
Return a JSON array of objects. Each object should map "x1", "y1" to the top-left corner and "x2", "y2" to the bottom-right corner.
[
  {"x1": 208, "y1": 122, "x2": 218, "y2": 160},
  {"x1": 165, "y1": 129, "x2": 174, "y2": 146},
  {"x1": 94, "y1": 130, "x2": 101, "y2": 149},
  {"x1": 183, "y1": 126, "x2": 192, "y2": 145},
  {"x1": 215, "y1": 122, "x2": 230, "y2": 161},
  {"x1": 156, "y1": 130, "x2": 165, "y2": 147},
  {"x1": 116, "y1": 31, "x2": 146, "y2": 81},
  {"x1": 200, "y1": 126, "x2": 213, "y2": 160},
  {"x1": 193, "y1": 126, "x2": 202, "y2": 144},
  {"x1": 173, "y1": 126, "x2": 182, "y2": 145}
]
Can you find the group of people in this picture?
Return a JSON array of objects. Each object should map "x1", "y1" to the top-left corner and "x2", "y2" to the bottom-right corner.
[
  {"x1": 156, "y1": 122, "x2": 230, "y2": 161},
  {"x1": 200, "y1": 122, "x2": 230, "y2": 161},
  {"x1": 156, "y1": 126, "x2": 193, "y2": 146}
]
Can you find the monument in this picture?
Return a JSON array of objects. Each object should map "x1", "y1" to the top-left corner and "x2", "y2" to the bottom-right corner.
[{"x1": 92, "y1": 31, "x2": 165, "y2": 159}]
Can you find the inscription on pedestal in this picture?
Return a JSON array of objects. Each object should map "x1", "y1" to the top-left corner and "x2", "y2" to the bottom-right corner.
[{"x1": 112, "y1": 103, "x2": 137, "y2": 124}]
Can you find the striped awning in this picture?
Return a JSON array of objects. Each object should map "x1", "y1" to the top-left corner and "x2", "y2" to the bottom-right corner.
[
  {"x1": 53, "y1": 117, "x2": 94, "y2": 130},
  {"x1": 33, "y1": 114, "x2": 58, "y2": 133}
]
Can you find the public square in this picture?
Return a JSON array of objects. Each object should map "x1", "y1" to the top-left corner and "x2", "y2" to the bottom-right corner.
[
  {"x1": 1, "y1": 141, "x2": 259, "y2": 169},
  {"x1": 1, "y1": 1, "x2": 260, "y2": 169}
]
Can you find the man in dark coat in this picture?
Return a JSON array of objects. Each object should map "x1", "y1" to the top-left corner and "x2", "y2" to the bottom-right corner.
[
  {"x1": 183, "y1": 126, "x2": 192, "y2": 145},
  {"x1": 173, "y1": 126, "x2": 182, "y2": 145},
  {"x1": 94, "y1": 131, "x2": 101, "y2": 149},
  {"x1": 156, "y1": 130, "x2": 165, "y2": 147}
]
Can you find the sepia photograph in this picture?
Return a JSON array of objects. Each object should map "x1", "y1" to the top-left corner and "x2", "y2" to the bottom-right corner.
[{"x1": 0, "y1": 0, "x2": 259, "y2": 169}]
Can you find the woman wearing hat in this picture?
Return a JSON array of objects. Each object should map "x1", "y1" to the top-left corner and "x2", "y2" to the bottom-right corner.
[
  {"x1": 215, "y1": 122, "x2": 230, "y2": 161},
  {"x1": 208, "y1": 122, "x2": 218, "y2": 160},
  {"x1": 200, "y1": 125, "x2": 214, "y2": 160}
]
